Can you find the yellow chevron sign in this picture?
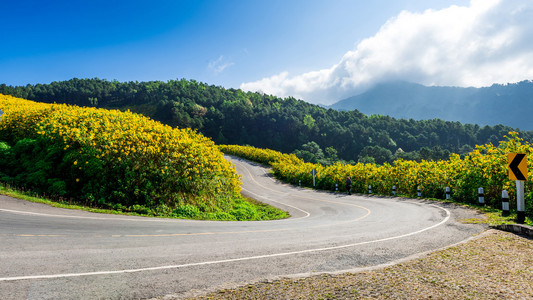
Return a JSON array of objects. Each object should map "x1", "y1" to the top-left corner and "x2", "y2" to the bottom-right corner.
[{"x1": 508, "y1": 153, "x2": 527, "y2": 181}]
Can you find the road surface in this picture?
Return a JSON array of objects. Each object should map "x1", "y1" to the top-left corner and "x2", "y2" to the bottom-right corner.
[{"x1": 0, "y1": 156, "x2": 486, "y2": 299}]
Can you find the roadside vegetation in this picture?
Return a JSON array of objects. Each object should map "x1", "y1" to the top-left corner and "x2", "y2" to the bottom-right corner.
[
  {"x1": 0, "y1": 95, "x2": 288, "y2": 221},
  {"x1": 2, "y1": 92, "x2": 527, "y2": 223},
  {"x1": 220, "y1": 133, "x2": 533, "y2": 225}
]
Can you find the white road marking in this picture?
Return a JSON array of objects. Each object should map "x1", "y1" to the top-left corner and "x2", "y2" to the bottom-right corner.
[
  {"x1": 0, "y1": 205, "x2": 450, "y2": 282},
  {"x1": 241, "y1": 186, "x2": 311, "y2": 218},
  {"x1": 0, "y1": 208, "x2": 171, "y2": 222}
]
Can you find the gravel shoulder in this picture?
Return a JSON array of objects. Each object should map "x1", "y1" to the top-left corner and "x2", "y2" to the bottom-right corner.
[{"x1": 188, "y1": 229, "x2": 533, "y2": 299}]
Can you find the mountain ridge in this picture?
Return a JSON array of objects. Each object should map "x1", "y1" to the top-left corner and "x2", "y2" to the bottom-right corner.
[{"x1": 329, "y1": 80, "x2": 533, "y2": 130}]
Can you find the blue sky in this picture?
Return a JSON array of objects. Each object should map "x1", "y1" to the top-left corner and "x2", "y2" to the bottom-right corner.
[{"x1": 2, "y1": 0, "x2": 532, "y2": 104}]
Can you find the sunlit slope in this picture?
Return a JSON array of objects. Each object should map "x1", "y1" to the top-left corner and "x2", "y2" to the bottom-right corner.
[{"x1": 0, "y1": 95, "x2": 282, "y2": 220}]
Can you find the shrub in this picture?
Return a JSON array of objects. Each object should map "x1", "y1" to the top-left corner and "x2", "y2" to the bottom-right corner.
[
  {"x1": 0, "y1": 95, "x2": 261, "y2": 219},
  {"x1": 221, "y1": 133, "x2": 533, "y2": 220}
]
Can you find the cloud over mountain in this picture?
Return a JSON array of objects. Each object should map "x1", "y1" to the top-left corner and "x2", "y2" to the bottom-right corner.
[{"x1": 240, "y1": 0, "x2": 533, "y2": 105}]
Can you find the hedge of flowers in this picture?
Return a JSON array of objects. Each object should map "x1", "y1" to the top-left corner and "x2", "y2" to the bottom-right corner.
[
  {"x1": 221, "y1": 132, "x2": 533, "y2": 218},
  {"x1": 0, "y1": 95, "x2": 288, "y2": 220}
]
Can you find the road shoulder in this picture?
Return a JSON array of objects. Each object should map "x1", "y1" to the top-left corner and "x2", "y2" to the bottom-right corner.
[{"x1": 183, "y1": 229, "x2": 532, "y2": 299}]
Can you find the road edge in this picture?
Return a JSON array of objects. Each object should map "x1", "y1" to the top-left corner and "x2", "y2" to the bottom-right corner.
[{"x1": 167, "y1": 229, "x2": 494, "y2": 300}]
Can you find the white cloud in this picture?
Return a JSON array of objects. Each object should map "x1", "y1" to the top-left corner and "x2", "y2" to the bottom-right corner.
[
  {"x1": 240, "y1": 0, "x2": 533, "y2": 105},
  {"x1": 208, "y1": 55, "x2": 234, "y2": 74}
]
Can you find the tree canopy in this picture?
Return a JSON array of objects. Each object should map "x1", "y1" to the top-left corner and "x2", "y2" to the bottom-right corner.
[{"x1": 1, "y1": 78, "x2": 530, "y2": 164}]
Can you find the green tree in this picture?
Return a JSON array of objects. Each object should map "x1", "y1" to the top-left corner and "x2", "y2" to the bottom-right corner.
[
  {"x1": 358, "y1": 145, "x2": 393, "y2": 165},
  {"x1": 325, "y1": 146, "x2": 338, "y2": 161},
  {"x1": 303, "y1": 114, "x2": 316, "y2": 130},
  {"x1": 2, "y1": 78, "x2": 532, "y2": 164},
  {"x1": 301, "y1": 141, "x2": 324, "y2": 159}
]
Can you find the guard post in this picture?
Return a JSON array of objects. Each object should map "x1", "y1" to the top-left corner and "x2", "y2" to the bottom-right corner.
[
  {"x1": 517, "y1": 180, "x2": 526, "y2": 223},
  {"x1": 310, "y1": 168, "x2": 317, "y2": 187},
  {"x1": 502, "y1": 190, "x2": 510, "y2": 217}
]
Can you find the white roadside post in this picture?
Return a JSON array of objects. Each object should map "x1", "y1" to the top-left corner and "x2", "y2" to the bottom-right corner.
[
  {"x1": 445, "y1": 187, "x2": 451, "y2": 200},
  {"x1": 417, "y1": 186, "x2": 421, "y2": 197},
  {"x1": 478, "y1": 187, "x2": 484, "y2": 205},
  {"x1": 502, "y1": 190, "x2": 510, "y2": 217},
  {"x1": 392, "y1": 185, "x2": 396, "y2": 196},
  {"x1": 368, "y1": 185, "x2": 372, "y2": 194},
  {"x1": 310, "y1": 169, "x2": 317, "y2": 187},
  {"x1": 517, "y1": 180, "x2": 525, "y2": 223},
  {"x1": 335, "y1": 183, "x2": 338, "y2": 192}
]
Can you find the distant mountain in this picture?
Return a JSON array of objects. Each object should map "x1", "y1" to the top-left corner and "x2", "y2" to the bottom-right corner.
[{"x1": 329, "y1": 80, "x2": 533, "y2": 130}]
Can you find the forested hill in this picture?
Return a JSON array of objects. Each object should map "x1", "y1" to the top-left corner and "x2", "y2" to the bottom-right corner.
[{"x1": 1, "y1": 78, "x2": 530, "y2": 164}]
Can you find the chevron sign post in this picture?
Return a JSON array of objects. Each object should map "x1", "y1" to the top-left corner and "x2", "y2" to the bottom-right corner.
[{"x1": 508, "y1": 153, "x2": 527, "y2": 223}]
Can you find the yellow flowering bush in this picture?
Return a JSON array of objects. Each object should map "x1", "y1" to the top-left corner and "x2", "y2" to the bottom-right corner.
[
  {"x1": 0, "y1": 95, "x2": 256, "y2": 219},
  {"x1": 219, "y1": 144, "x2": 301, "y2": 166},
  {"x1": 220, "y1": 133, "x2": 533, "y2": 218}
]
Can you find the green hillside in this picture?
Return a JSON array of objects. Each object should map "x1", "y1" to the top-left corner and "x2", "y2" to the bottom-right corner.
[
  {"x1": 1, "y1": 78, "x2": 531, "y2": 164},
  {"x1": 0, "y1": 95, "x2": 288, "y2": 220}
]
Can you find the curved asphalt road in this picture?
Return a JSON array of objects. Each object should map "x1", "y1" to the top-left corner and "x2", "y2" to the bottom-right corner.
[{"x1": 0, "y1": 156, "x2": 486, "y2": 299}]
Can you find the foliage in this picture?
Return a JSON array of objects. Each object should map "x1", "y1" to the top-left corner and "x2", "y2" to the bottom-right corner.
[
  {"x1": 1, "y1": 78, "x2": 531, "y2": 164},
  {"x1": 220, "y1": 133, "x2": 533, "y2": 220},
  {"x1": 219, "y1": 144, "x2": 301, "y2": 166},
  {"x1": 0, "y1": 95, "x2": 288, "y2": 220}
]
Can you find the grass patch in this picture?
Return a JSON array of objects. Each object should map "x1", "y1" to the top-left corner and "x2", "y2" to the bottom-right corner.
[
  {"x1": 0, "y1": 183, "x2": 290, "y2": 221},
  {"x1": 460, "y1": 207, "x2": 531, "y2": 226},
  {"x1": 241, "y1": 194, "x2": 290, "y2": 220},
  {"x1": 0, "y1": 183, "x2": 129, "y2": 216}
]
